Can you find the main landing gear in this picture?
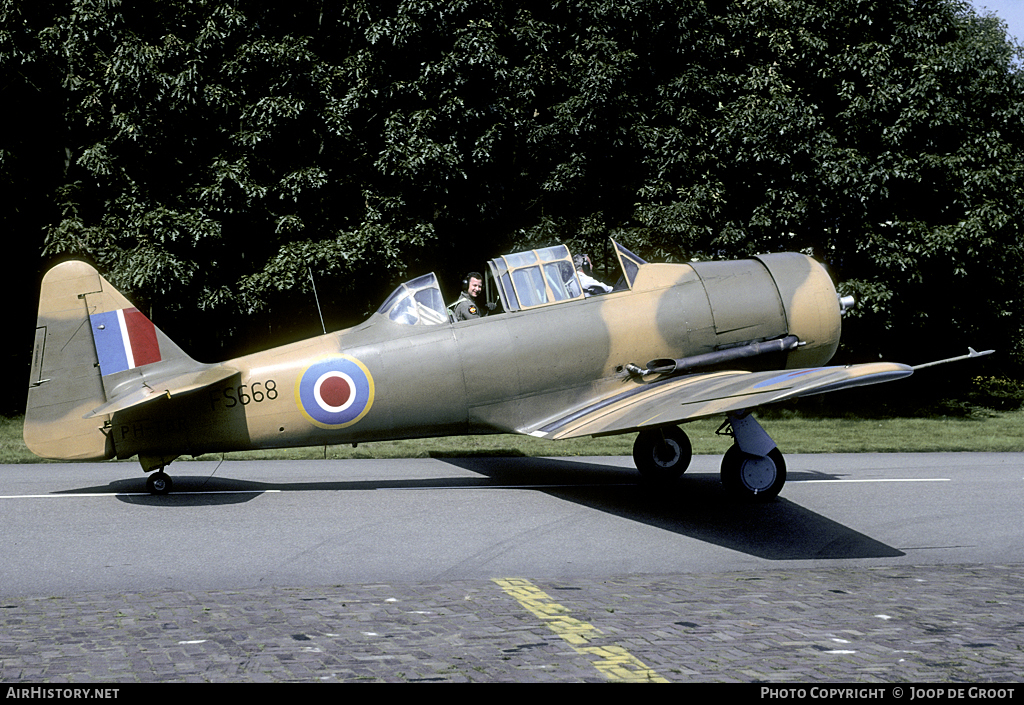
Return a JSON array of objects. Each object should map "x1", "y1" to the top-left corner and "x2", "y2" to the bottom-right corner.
[
  {"x1": 632, "y1": 426, "x2": 693, "y2": 484},
  {"x1": 719, "y1": 445, "x2": 786, "y2": 501},
  {"x1": 631, "y1": 412, "x2": 786, "y2": 501}
]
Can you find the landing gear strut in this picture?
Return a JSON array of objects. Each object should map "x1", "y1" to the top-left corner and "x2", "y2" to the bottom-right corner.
[{"x1": 632, "y1": 426, "x2": 692, "y2": 484}]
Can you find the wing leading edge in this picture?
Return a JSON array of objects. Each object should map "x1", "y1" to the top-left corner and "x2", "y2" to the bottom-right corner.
[{"x1": 524, "y1": 362, "x2": 913, "y2": 441}]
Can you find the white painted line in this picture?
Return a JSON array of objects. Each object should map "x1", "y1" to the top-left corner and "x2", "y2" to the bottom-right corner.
[
  {"x1": 793, "y1": 478, "x2": 950, "y2": 484},
  {"x1": 392, "y1": 483, "x2": 638, "y2": 490}
]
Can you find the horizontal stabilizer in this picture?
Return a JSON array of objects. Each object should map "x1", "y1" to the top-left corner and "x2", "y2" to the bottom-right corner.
[{"x1": 85, "y1": 365, "x2": 238, "y2": 418}]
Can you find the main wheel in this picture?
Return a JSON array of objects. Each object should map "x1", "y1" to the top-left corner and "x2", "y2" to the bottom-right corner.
[
  {"x1": 720, "y1": 445, "x2": 786, "y2": 501},
  {"x1": 146, "y1": 471, "x2": 173, "y2": 495},
  {"x1": 632, "y1": 426, "x2": 692, "y2": 484}
]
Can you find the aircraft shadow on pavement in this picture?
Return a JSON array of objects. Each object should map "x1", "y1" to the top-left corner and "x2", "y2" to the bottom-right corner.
[
  {"x1": 82, "y1": 456, "x2": 903, "y2": 561},
  {"x1": 442, "y1": 457, "x2": 905, "y2": 562},
  {"x1": 65, "y1": 476, "x2": 279, "y2": 507}
]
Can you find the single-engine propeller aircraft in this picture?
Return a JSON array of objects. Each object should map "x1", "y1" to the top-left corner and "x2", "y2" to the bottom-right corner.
[{"x1": 25, "y1": 240, "x2": 990, "y2": 499}]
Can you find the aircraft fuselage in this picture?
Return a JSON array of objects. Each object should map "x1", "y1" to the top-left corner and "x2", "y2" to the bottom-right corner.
[{"x1": 104, "y1": 253, "x2": 840, "y2": 461}]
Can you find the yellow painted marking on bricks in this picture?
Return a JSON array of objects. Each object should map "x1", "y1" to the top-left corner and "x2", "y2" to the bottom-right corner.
[{"x1": 494, "y1": 578, "x2": 669, "y2": 683}]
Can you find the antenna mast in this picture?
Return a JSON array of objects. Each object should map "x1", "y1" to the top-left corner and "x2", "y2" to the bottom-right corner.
[{"x1": 308, "y1": 267, "x2": 327, "y2": 335}]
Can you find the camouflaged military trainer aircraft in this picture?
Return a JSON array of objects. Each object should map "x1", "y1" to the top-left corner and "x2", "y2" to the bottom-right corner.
[{"x1": 25, "y1": 240, "x2": 990, "y2": 499}]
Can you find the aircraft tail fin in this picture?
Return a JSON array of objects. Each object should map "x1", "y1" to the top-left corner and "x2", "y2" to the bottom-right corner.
[{"x1": 24, "y1": 260, "x2": 198, "y2": 460}]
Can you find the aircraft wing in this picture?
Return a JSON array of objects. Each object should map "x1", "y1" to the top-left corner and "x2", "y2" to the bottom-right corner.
[
  {"x1": 84, "y1": 365, "x2": 239, "y2": 419},
  {"x1": 524, "y1": 362, "x2": 913, "y2": 440}
]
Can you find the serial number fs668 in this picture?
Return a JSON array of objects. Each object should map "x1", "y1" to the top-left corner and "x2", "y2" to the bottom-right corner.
[{"x1": 209, "y1": 380, "x2": 278, "y2": 410}]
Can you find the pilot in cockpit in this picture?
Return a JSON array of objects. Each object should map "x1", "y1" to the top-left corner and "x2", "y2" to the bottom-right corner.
[
  {"x1": 574, "y1": 254, "x2": 613, "y2": 296},
  {"x1": 449, "y1": 272, "x2": 486, "y2": 321}
]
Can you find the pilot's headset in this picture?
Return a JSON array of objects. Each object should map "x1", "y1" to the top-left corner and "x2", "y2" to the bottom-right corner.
[{"x1": 462, "y1": 272, "x2": 482, "y2": 292}]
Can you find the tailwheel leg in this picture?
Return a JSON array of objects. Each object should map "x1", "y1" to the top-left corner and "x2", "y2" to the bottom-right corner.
[
  {"x1": 632, "y1": 425, "x2": 692, "y2": 484},
  {"x1": 140, "y1": 455, "x2": 178, "y2": 495},
  {"x1": 146, "y1": 470, "x2": 173, "y2": 495}
]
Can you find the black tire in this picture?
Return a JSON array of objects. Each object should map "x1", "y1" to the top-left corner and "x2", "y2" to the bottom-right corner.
[
  {"x1": 632, "y1": 426, "x2": 692, "y2": 484},
  {"x1": 146, "y1": 471, "x2": 173, "y2": 495},
  {"x1": 720, "y1": 445, "x2": 786, "y2": 501}
]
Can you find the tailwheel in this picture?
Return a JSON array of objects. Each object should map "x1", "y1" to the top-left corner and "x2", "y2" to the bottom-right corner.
[
  {"x1": 632, "y1": 426, "x2": 692, "y2": 484},
  {"x1": 720, "y1": 445, "x2": 786, "y2": 501},
  {"x1": 146, "y1": 471, "x2": 173, "y2": 495}
]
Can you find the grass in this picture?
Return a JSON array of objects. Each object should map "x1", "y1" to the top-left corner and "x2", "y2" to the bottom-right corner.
[{"x1": 6, "y1": 407, "x2": 1024, "y2": 464}]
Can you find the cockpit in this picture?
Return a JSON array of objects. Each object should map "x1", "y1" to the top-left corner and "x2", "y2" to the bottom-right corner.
[
  {"x1": 375, "y1": 239, "x2": 647, "y2": 326},
  {"x1": 375, "y1": 273, "x2": 449, "y2": 326}
]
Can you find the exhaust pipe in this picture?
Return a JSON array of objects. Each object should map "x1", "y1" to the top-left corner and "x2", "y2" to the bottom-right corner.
[{"x1": 628, "y1": 335, "x2": 801, "y2": 377}]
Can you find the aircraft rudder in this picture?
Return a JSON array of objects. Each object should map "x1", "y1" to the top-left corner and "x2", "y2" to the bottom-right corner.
[
  {"x1": 24, "y1": 259, "x2": 195, "y2": 461},
  {"x1": 26, "y1": 260, "x2": 112, "y2": 460}
]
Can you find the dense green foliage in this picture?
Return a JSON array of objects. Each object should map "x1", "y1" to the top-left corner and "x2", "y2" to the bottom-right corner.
[{"x1": 4, "y1": 0, "x2": 1023, "y2": 412}]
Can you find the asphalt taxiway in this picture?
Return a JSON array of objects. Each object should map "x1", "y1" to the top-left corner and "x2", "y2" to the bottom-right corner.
[{"x1": 2, "y1": 453, "x2": 1022, "y2": 682}]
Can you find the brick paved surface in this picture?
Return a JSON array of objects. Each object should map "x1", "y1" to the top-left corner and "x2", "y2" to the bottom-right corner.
[{"x1": 2, "y1": 564, "x2": 1022, "y2": 683}]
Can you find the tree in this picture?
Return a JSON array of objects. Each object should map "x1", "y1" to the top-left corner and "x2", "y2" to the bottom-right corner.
[
  {"x1": 18, "y1": 1, "x2": 556, "y2": 351},
  {"x1": 5, "y1": 0, "x2": 1023, "y2": 413},
  {"x1": 519, "y1": 1, "x2": 1024, "y2": 369}
]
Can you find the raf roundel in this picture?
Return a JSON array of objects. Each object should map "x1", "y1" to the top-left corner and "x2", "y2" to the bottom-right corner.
[{"x1": 295, "y1": 355, "x2": 375, "y2": 429}]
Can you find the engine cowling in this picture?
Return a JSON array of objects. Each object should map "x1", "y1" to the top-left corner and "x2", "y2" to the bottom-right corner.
[
  {"x1": 754, "y1": 253, "x2": 841, "y2": 369},
  {"x1": 688, "y1": 253, "x2": 842, "y2": 370}
]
